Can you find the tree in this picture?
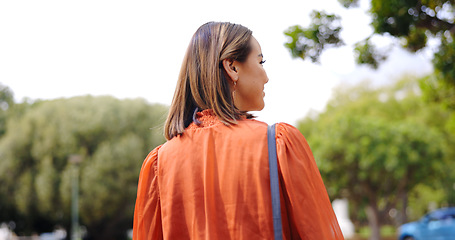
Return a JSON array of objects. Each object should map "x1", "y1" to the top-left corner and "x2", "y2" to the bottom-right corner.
[
  {"x1": 0, "y1": 83, "x2": 14, "y2": 136},
  {"x1": 0, "y1": 95, "x2": 167, "y2": 239},
  {"x1": 284, "y1": 0, "x2": 455, "y2": 102},
  {"x1": 297, "y1": 79, "x2": 452, "y2": 240},
  {"x1": 284, "y1": 10, "x2": 344, "y2": 63}
]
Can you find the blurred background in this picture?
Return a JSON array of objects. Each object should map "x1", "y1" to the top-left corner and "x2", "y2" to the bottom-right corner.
[{"x1": 0, "y1": 0, "x2": 454, "y2": 239}]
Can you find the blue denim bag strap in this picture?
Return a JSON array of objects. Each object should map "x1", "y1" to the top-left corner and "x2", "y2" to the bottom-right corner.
[{"x1": 267, "y1": 124, "x2": 283, "y2": 240}]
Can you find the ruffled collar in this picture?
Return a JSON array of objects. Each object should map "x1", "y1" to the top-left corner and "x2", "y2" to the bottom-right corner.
[{"x1": 187, "y1": 109, "x2": 223, "y2": 129}]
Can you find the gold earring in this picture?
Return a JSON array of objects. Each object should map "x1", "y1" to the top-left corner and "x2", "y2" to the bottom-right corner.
[{"x1": 232, "y1": 81, "x2": 237, "y2": 102}]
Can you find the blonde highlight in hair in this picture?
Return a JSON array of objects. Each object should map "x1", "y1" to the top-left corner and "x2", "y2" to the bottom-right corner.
[{"x1": 164, "y1": 22, "x2": 253, "y2": 140}]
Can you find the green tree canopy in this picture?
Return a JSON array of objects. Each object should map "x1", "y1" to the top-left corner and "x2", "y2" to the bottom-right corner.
[
  {"x1": 0, "y1": 83, "x2": 14, "y2": 136},
  {"x1": 284, "y1": 0, "x2": 455, "y2": 105},
  {"x1": 0, "y1": 95, "x2": 167, "y2": 239},
  {"x1": 284, "y1": 10, "x2": 344, "y2": 62},
  {"x1": 297, "y1": 78, "x2": 453, "y2": 240}
]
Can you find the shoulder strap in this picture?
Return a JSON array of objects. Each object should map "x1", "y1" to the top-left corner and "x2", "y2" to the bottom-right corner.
[{"x1": 267, "y1": 124, "x2": 283, "y2": 240}]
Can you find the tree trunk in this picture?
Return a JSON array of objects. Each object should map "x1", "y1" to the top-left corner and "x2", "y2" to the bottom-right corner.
[
  {"x1": 400, "y1": 191, "x2": 408, "y2": 225},
  {"x1": 366, "y1": 204, "x2": 381, "y2": 240}
]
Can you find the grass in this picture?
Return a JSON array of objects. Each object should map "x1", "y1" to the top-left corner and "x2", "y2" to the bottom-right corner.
[{"x1": 346, "y1": 225, "x2": 398, "y2": 240}]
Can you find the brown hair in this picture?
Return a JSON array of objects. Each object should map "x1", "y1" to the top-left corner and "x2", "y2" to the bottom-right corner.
[{"x1": 164, "y1": 22, "x2": 254, "y2": 140}]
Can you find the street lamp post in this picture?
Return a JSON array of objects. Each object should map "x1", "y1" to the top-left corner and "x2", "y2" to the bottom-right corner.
[{"x1": 69, "y1": 154, "x2": 82, "y2": 240}]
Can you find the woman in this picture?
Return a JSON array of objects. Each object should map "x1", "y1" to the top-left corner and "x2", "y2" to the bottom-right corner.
[{"x1": 133, "y1": 22, "x2": 344, "y2": 240}]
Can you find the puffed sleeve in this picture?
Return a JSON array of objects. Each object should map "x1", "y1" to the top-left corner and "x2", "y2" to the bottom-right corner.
[
  {"x1": 133, "y1": 145, "x2": 163, "y2": 240},
  {"x1": 275, "y1": 123, "x2": 344, "y2": 240}
]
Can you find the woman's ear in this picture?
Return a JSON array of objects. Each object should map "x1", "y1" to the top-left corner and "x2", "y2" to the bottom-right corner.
[{"x1": 222, "y1": 59, "x2": 238, "y2": 81}]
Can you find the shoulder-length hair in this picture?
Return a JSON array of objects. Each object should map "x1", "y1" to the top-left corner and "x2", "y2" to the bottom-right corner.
[{"x1": 164, "y1": 22, "x2": 253, "y2": 140}]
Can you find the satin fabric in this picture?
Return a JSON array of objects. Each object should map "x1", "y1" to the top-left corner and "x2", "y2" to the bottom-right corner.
[{"x1": 133, "y1": 110, "x2": 344, "y2": 240}]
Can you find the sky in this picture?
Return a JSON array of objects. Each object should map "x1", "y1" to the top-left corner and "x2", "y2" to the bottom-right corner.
[{"x1": 0, "y1": 0, "x2": 434, "y2": 125}]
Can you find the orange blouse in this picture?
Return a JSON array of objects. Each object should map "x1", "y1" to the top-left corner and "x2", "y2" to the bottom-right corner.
[{"x1": 133, "y1": 110, "x2": 344, "y2": 240}]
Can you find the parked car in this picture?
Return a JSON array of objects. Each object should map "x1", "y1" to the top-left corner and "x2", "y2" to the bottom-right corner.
[{"x1": 398, "y1": 207, "x2": 455, "y2": 240}]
